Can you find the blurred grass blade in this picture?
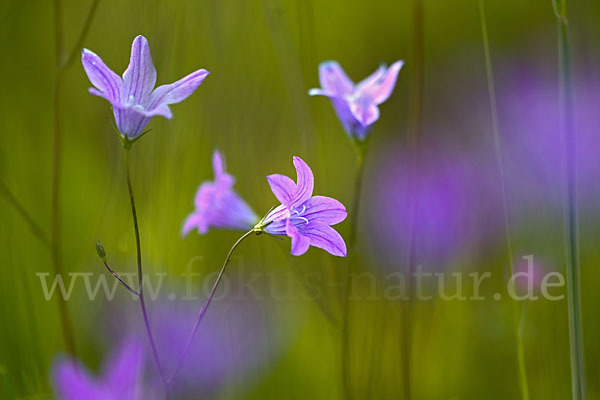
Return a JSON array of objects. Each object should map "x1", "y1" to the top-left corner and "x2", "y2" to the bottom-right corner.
[
  {"x1": 553, "y1": 1, "x2": 587, "y2": 398},
  {"x1": 0, "y1": 181, "x2": 50, "y2": 247},
  {"x1": 477, "y1": 1, "x2": 529, "y2": 399}
]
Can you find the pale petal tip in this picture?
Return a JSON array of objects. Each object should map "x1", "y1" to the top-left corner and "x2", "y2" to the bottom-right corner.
[
  {"x1": 292, "y1": 156, "x2": 311, "y2": 174},
  {"x1": 81, "y1": 48, "x2": 97, "y2": 60},
  {"x1": 212, "y1": 149, "x2": 226, "y2": 176},
  {"x1": 389, "y1": 60, "x2": 404, "y2": 75},
  {"x1": 320, "y1": 60, "x2": 339, "y2": 68},
  {"x1": 133, "y1": 34, "x2": 149, "y2": 44}
]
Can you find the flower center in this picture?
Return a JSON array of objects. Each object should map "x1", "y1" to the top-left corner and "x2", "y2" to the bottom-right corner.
[
  {"x1": 291, "y1": 205, "x2": 309, "y2": 225},
  {"x1": 126, "y1": 94, "x2": 145, "y2": 111}
]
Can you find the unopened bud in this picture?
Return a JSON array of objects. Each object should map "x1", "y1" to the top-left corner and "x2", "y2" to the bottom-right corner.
[{"x1": 95, "y1": 240, "x2": 106, "y2": 261}]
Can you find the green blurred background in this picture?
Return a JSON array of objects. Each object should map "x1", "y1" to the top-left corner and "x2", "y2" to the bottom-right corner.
[{"x1": 1, "y1": 0, "x2": 600, "y2": 398}]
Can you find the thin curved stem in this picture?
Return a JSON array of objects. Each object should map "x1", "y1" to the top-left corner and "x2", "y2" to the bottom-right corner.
[
  {"x1": 103, "y1": 260, "x2": 140, "y2": 296},
  {"x1": 553, "y1": 1, "x2": 587, "y2": 398},
  {"x1": 477, "y1": 1, "x2": 529, "y2": 399},
  {"x1": 168, "y1": 229, "x2": 256, "y2": 384},
  {"x1": 123, "y1": 148, "x2": 169, "y2": 398}
]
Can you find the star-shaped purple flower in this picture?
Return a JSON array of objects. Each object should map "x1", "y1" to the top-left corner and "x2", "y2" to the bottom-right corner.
[
  {"x1": 182, "y1": 150, "x2": 258, "y2": 235},
  {"x1": 260, "y1": 156, "x2": 347, "y2": 257},
  {"x1": 81, "y1": 35, "x2": 209, "y2": 138},
  {"x1": 309, "y1": 60, "x2": 403, "y2": 140},
  {"x1": 52, "y1": 339, "x2": 149, "y2": 400}
]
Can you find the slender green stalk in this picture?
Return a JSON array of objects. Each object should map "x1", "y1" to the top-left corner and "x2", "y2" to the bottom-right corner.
[
  {"x1": 168, "y1": 228, "x2": 256, "y2": 384},
  {"x1": 341, "y1": 139, "x2": 368, "y2": 400},
  {"x1": 553, "y1": 1, "x2": 587, "y2": 398},
  {"x1": 123, "y1": 147, "x2": 169, "y2": 398},
  {"x1": 477, "y1": 2, "x2": 529, "y2": 399},
  {"x1": 50, "y1": 0, "x2": 101, "y2": 358}
]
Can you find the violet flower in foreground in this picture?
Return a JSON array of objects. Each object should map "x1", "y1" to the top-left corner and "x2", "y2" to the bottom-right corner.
[
  {"x1": 82, "y1": 35, "x2": 209, "y2": 138},
  {"x1": 256, "y1": 156, "x2": 347, "y2": 257},
  {"x1": 309, "y1": 60, "x2": 403, "y2": 140},
  {"x1": 183, "y1": 150, "x2": 258, "y2": 235},
  {"x1": 53, "y1": 339, "x2": 148, "y2": 400}
]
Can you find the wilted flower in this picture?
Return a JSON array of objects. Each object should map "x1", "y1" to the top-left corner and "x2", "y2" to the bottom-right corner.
[
  {"x1": 309, "y1": 60, "x2": 403, "y2": 140},
  {"x1": 52, "y1": 339, "x2": 148, "y2": 400},
  {"x1": 182, "y1": 150, "x2": 258, "y2": 235},
  {"x1": 258, "y1": 156, "x2": 347, "y2": 257},
  {"x1": 81, "y1": 35, "x2": 209, "y2": 138}
]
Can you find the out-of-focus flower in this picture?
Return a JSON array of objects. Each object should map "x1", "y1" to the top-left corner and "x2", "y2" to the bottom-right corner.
[
  {"x1": 52, "y1": 339, "x2": 147, "y2": 400},
  {"x1": 183, "y1": 150, "x2": 258, "y2": 235},
  {"x1": 150, "y1": 290, "x2": 282, "y2": 397},
  {"x1": 258, "y1": 156, "x2": 347, "y2": 257},
  {"x1": 498, "y1": 69, "x2": 600, "y2": 213},
  {"x1": 368, "y1": 143, "x2": 496, "y2": 267},
  {"x1": 81, "y1": 35, "x2": 209, "y2": 138},
  {"x1": 309, "y1": 60, "x2": 403, "y2": 140}
]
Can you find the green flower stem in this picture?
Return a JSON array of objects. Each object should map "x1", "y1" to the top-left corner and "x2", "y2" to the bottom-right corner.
[
  {"x1": 477, "y1": 1, "x2": 529, "y2": 399},
  {"x1": 553, "y1": 0, "x2": 587, "y2": 398},
  {"x1": 341, "y1": 138, "x2": 369, "y2": 400},
  {"x1": 123, "y1": 146, "x2": 169, "y2": 398},
  {"x1": 168, "y1": 228, "x2": 257, "y2": 384}
]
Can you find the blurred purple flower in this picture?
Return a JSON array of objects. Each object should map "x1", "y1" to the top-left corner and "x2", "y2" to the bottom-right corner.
[
  {"x1": 183, "y1": 150, "x2": 258, "y2": 235},
  {"x1": 309, "y1": 60, "x2": 403, "y2": 140},
  {"x1": 261, "y1": 156, "x2": 347, "y2": 257},
  {"x1": 368, "y1": 143, "x2": 497, "y2": 267},
  {"x1": 82, "y1": 35, "x2": 209, "y2": 138},
  {"x1": 148, "y1": 280, "x2": 285, "y2": 398},
  {"x1": 52, "y1": 339, "x2": 148, "y2": 400},
  {"x1": 498, "y1": 70, "x2": 600, "y2": 213}
]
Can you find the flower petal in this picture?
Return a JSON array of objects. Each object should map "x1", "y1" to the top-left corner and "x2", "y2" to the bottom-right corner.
[
  {"x1": 122, "y1": 35, "x2": 157, "y2": 105},
  {"x1": 52, "y1": 359, "x2": 100, "y2": 399},
  {"x1": 355, "y1": 61, "x2": 403, "y2": 105},
  {"x1": 291, "y1": 156, "x2": 314, "y2": 206},
  {"x1": 213, "y1": 150, "x2": 234, "y2": 188},
  {"x1": 104, "y1": 339, "x2": 144, "y2": 397},
  {"x1": 356, "y1": 64, "x2": 387, "y2": 90},
  {"x1": 348, "y1": 101, "x2": 380, "y2": 127},
  {"x1": 113, "y1": 106, "x2": 152, "y2": 138},
  {"x1": 308, "y1": 88, "x2": 336, "y2": 97},
  {"x1": 81, "y1": 49, "x2": 122, "y2": 103},
  {"x1": 267, "y1": 174, "x2": 296, "y2": 208},
  {"x1": 149, "y1": 69, "x2": 209, "y2": 110},
  {"x1": 303, "y1": 195, "x2": 347, "y2": 225},
  {"x1": 318, "y1": 61, "x2": 354, "y2": 97},
  {"x1": 182, "y1": 212, "x2": 206, "y2": 236},
  {"x1": 286, "y1": 220, "x2": 310, "y2": 256},
  {"x1": 298, "y1": 222, "x2": 347, "y2": 257}
]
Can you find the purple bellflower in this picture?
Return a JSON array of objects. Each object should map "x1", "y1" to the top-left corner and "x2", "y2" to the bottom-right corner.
[
  {"x1": 82, "y1": 35, "x2": 209, "y2": 138},
  {"x1": 309, "y1": 60, "x2": 403, "y2": 140},
  {"x1": 182, "y1": 150, "x2": 258, "y2": 235},
  {"x1": 256, "y1": 156, "x2": 347, "y2": 257},
  {"x1": 52, "y1": 339, "x2": 148, "y2": 400}
]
